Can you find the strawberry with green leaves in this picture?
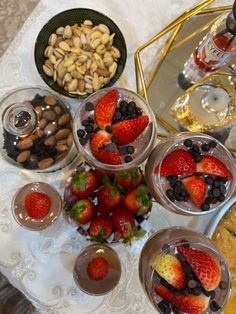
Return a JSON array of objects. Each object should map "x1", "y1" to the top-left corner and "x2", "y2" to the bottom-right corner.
[
  {"x1": 89, "y1": 216, "x2": 113, "y2": 242},
  {"x1": 115, "y1": 167, "x2": 143, "y2": 190},
  {"x1": 67, "y1": 199, "x2": 96, "y2": 224},
  {"x1": 71, "y1": 169, "x2": 99, "y2": 199},
  {"x1": 112, "y1": 207, "x2": 145, "y2": 244},
  {"x1": 97, "y1": 176, "x2": 121, "y2": 210},
  {"x1": 123, "y1": 184, "x2": 152, "y2": 216}
]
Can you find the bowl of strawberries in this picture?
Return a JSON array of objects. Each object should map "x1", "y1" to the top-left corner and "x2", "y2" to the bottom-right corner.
[
  {"x1": 64, "y1": 162, "x2": 152, "y2": 244},
  {"x1": 73, "y1": 87, "x2": 157, "y2": 172}
]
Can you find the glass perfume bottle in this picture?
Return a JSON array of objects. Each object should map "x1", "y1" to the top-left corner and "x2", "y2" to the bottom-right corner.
[{"x1": 178, "y1": 1, "x2": 236, "y2": 89}]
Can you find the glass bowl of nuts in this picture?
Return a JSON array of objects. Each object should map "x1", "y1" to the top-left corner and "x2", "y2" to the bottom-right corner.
[
  {"x1": 34, "y1": 8, "x2": 127, "y2": 98},
  {"x1": 0, "y1": 86, "x2": 76, "y2": 171}
]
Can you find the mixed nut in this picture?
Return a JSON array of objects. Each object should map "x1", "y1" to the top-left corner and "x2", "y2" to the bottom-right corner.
[
  {"x1": 43, "y1": 20, "x2": 121, "y2": 95},
  {"x1": 3, "y1": 94, "x2": 73, "y2": 170}
]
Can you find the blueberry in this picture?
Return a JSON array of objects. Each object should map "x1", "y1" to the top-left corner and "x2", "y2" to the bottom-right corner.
[
  {"x1": 82, "y1": 119, "x2": 90, "y2": 126},
  {"x1": 105, "y1": 125, "x2": 112, "y2": 133},
  {"x1": 218, "y1": 194, "x2": 225, "y2": 202},
  {"x1": 79, "y1": 137, "x2": 87, "y2": 146},
  {"x1": 85, "y1": 102, "x2": 94, "y2": 111},
  {"x1": 192, "y1": 144, "x2": 200, "y2": 153},
  {"x1": 201, "y1": 203, "x2": 210, "y2": 211},
  {"x1": 201, "y1": 143, "x2": 210, "y2": 152},
  {"x1": 184, "y1": 139, "x2": 193, "y2": 148},
  {"x1": 106, "y1": 143, "x2": 116, "y2": 152},
  {"x1": 212, "y1": 188, "x2": 221, "y2": 197},
  {"x1": 210, "y1": 301, "x2": 221, "y2": 312},
  {"x1": 205, "y1": 197, "x2": 213, "y2": 205},
  {"x1": 193, "y1": 154, "x2": 203, "y2": 163},
  {"x1": 119, "y1": 146, "x2": 128, "y2": 155},
  {"x1": 119, "y1": 100, "x2": 128, "y2": 108},
  {"x1": 205, "y1": 176, "x2": 214, "y2": 185},
  {"x1": 113, "y1": 111, "x2": 122, "y2": 121},
  {"x1": 181, "y1": 288, "x2": 189, "y2": 296},
  {"x1": 203, "y1": 290, "x2": 211, "y2": 297},
  {"x1": 120, "y1": 106, "x2": 126, "y2": 114},
  {"x1": 88, "y1": 116, "x2": 95, "y2": 123},
  {"x1": 187, "y1": 279, "x2": 197, "y2": 289},
  {"x1": 184, "y1": 194, "x2": 189, "y2": 202},
  {"x1": 209, "y1": 140, "x2": 217, "y2": 148},
  {"x1": 212, "y1": 197, "x2": 218, "y2": 204},
  {"x1": 85, "y1": 125, "x2": 94, "y2": 133},
  {"x1": 124, "y1": 155, "x2": 132, "y2": 163},
  {"x1": 213, "y1": 179, "x2": 221, "y2": 188},
  {"x1": 77, "y1": 129, "x2": 85, "y2": 138},
  {"x1": 191, "y1": 287, "x2": 202, "y2": 296},
  {"x1": 126, "y1": 146, "x2": 135, "y2": 154}
]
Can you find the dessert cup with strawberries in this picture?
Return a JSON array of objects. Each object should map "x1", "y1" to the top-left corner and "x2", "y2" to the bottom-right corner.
[
  {"x1": 73, "y1": 243, "x2": 121, "y2": 295},
  {"x1": 73, "y1": 87, "x2": 156, "y2": 172},
  {"x1": 64, "y1": 162, "x2": 152, "y2": 244},
  {"x1": 139, "y1": 227, "x2": 231, "y2": 314},
  {"x1": 145, "y1": 132, "x2": 236, "y2": 216},
  {"x1": 12, "y1": 182, "x2": 62, "y2": 230}
]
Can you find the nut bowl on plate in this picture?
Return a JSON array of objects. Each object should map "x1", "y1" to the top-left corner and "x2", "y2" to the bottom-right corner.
[{"x1": 34, "y1": 8, "x2": 127, "y2": 98}]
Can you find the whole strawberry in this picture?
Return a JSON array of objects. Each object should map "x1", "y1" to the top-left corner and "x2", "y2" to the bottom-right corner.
[
  {"x1": 115, "y1": 167, "x2": 143, "y2": 190},
  {"x1": 112, "y1": 207, "x2": 145, "y2": 244},
  {"x1": 89, "y1": 216, "x2": 113, "y2": 242},
  {"x1": 97, "y1": 179, "x2": 121, "y2": 209},
  {"x1": 71, "y1": 169, "x2": 99, "y2": 199},
  {"x1": 25, "y1": 192, "x2": 51, "y2": 219},
  {"x1": 67, "y1": 199, "x2": 96, "y2": 224},
  {"x1": 123, "y1": 185, "x2": 152, "y2": 216},
  {"x1": 87, "y1": 256, "x2": 109, "y2": 281}
]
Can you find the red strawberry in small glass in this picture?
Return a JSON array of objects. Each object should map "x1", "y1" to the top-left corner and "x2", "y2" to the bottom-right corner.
[
  {"x1": 112, "y1": 207, "x2": 145, "y2": 244},
  {"x1": 196, "y1": 155, "x2": 232, "y2": 179},
  {"x1": 115, "y1": 167, "x2": 143, "y2": 190},
  {"x1": 95, "y1": 89, "x2": 118, "y2": 130},
  {"x1": 178, "y1": 245, "x2": 221, "y2": 291},
  {"x1": 111, "y1": 116, "x2": 149, "y2": 145},
  {"x1": 67, "y1": 199, "x2": 96, "y2": 224},
  {"x1": 89, "y1": 216, "x2": 113, "y2": 242},
  {"x1": 182, "y1": 176, "x2": 206, "y2": 208},
  {"x1": 71, "y1": 169, "x2": 99, "y2": 199},
  {"x1": 87, "y1": 256, "x2": 109, "y2": 281},
  {"x1": 25, "y1": 192, "x2": 51, "y2": 219},
  {"x1": 155, "y1": 285, "x2": 209, "y2": 314},
  {"x1": 160, "y1": 149, "x2": 196, "y2": 176},
  {"x1": 90, "y1": 130, "x2": 121, "y2": 165},
  {"x1": 123, "y1": 185, "x2": 152, "y2": 216},
  {"x1": 153, "y1": 254, "x2": 186, "y2": 290}
]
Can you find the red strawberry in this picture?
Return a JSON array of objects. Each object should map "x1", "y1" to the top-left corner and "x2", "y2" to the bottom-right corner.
[
  {"x1": 112, "y1": 207, "x2": 145, "y2": 244},
  {"x1": 196, "y1": 155, "x2": 232, "y2": 179},
  {"x1": 123, "y1": 185, "x2": 152, "y2": 216},
  {"x1": 97, "y1": 185, "x2": 121, "y2": 209},
  {"x1": 155, "y1": 286, "x2": 209, "y2": 314},
  {"x1": 95, "y1": 89, "x2": 118, "y2": 129},
  {"x1": 25, "y1": 192, "x2": 51, "y2": 219},
  {"x1": 115, "y1": 167, "x2": 143, "y2": 190},
  {"x1": 182, "y1": 176, "x2": 206, "y2": 208},
  {"x1": 97, "y1": 202, "x2": 114, "y2": 216},
  {"x1": 160, "y1": 149, "x2": 196, "y2": 176},
  {"x1": 111, "y1": 116, "x2": 149, "y2": 145},
  {"x1": 90, "y1": 130, "x2": 121, "y2": 165},
  {"x1": 89, "y1": 216, "x2": 113, "y2": 241},
  {"x1": 153, "y1": 254, "x2": 185, "y2": 290},
  {"x1": 178, "y1": 245, "x2": 221, "y2": 291},
  {"x1": 87, "y1": 256, "x2": 109, "y2": 281},
  {"x1": 67, "y1": 199, "x2": 96, "y2": 224},
  {"x1": 71, "y1": 169, "x2": 99, "y2": 199}
]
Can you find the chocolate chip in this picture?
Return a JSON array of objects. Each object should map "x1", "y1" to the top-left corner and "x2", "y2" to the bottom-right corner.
[
  {"x1": 111, "y1": 135, "x2": 118, "y2": 143},
  {"x1": 201, "y1": 143, "x2": 210, "y2": 152},
  {"x1": 205, "y1": 197, "x2": 213, "y2": 204},
  {"x1": 205, "y1": 176, "x2": 214, "y2": 185},
  {"x1": 85, "y1": 125, "x2": 94, "y2": 133},
  {"x1": 192, "y1": 144, "x2": 200, "y2": 153},
  {"x1": 219, "y1": 281, "x2": 227, "y2": 290},
  {"x1": 82, "y1": 119, "x2": 90, "y2": 126},
  {"x1": 218, "y1": 194, "x2": 225, "y2": 202},
  {"x1": 184, "y1": 139, "x2": 193, "y2": 148},
  {"x1": 193, "y1": 154, "x2": 203, "y2": 163},
  {"x1": 209, "y1": 140, "x2": 217, "y2": 148},
  {"x1": 124, "y1": 155, "x2": 132, "y2": 163},
  {"x1": 105, "y1": 125, "x2": 113, "y2": 133},
  {"x1": 79, "y1": 137, "x2": 87, "y2": 146},
  {"x1": 213, "y1": 179, "x2": 221, "y2": 188},
  {"x1": 126, "y1": 146, "x2": 135, "y2": 154},
  {"x1": 113, "y1": 111, "x2": 122, "y2": 121},
  {"x1": 210, "y1": 301, "x2": 221, "y2": 312},
  {"x1": 119, "y1": 100, "x2": 128, "y2": 108},
  {"x1": 201, "y1": 203, "x2": 210, "y2": 211},
  {"x1": 212, "y1": 188, "x2": 221, "y2": 197},
  {"x1": 85, "y1": 102, "x2": 94, "y2": 111},
  {"x1": 77, "y1": 129, "x2": 85, "y2": 138}
]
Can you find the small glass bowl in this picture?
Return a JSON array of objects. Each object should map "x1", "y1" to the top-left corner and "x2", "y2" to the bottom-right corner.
[
  {"x1": 139, "y1": 227, "x2": 232, "y2": 314},
  {"x1": 12, "y1": 182, "x2": 62, "y2": 230},
  {"x1": 145, "y1": 132, "x2": 236, "y2": 216},
  {"x1": 73, "y1": 244, "x2": 121, "y2": 295},
  {"x1": 73, "y1": 87, "x2": 157, "y2": 173}
]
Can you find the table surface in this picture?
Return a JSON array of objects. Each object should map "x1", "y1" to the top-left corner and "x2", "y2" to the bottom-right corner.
[{"x1": 0, "y1": 0, "x2": 232, "y2": 313}]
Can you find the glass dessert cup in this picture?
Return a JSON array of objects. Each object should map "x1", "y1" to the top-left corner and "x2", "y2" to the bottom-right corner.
[
  {"x1": 73, "y1": 243, "x2": 121, "y2": 295},
  {"x1": 12, "y1": 182, "x2": 62, "y2": 231},
  {"x1": 145, "y1": 132, "x2": 236, "y2": 216},
  {"x1": 0, "y1": 86, "x2": 76, "y2": 172},
  {"x1": 73, "y1": 87, "x2": 157, "y2": 173},
  {"x1": 139, "y1": 227, "x2": 232, "y2": 314}
]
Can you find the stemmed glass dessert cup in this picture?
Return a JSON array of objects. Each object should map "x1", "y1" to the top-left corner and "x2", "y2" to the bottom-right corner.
[
  {"x1": 139, "y1": 227, "x2": 232, "y2": 314},
  {"x1": 73, "y1": 87, "x2": 157, "y2": 173},
  {"x1": 145, "y1": 132, "x2": 236, "y2": 216}
]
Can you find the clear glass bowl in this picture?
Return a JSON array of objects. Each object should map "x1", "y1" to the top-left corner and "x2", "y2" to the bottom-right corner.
[
  {"x1": 0, "y1": 86, "x2": 76, "y2": 172},
  {"x1": 145, "y1": 132, "x2": 236, "y2": 216},
  {"x1": 73, "y1": 87, "x2": 157, "y2": 172},
  {"x1": 139, "y1": 227, "x2": 232, "y2": 314}
]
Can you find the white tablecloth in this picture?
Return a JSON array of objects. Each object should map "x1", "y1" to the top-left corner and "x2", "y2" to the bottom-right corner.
[{"x1": 0, "y1": 0, "x2": 232, "y2": 313}]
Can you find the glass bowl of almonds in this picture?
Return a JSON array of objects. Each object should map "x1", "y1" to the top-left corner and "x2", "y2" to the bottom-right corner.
[{"x1": 34, "y1": 8, "x2": 127, "y2": 98}]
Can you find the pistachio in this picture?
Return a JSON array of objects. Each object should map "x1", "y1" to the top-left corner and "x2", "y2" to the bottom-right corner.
[
  {"x1": 63, "y1": 25, "x2": 72, "y2": 39},
  {"x1": 58, "y1": 113, "x2": 70, "y2": 125},
  {"x1": 48, "y1": 33, "x2": 57, "y2": 46},
  {"x1": 71, "y1": 70, "x2": 83, "y2": 80},
  {"x1": 38, "y1": 158, "x2": 54, "y2": 169},
  {"x1": 80, "y1": 33, "x2": 87, "y2": 45},
  {"x1": 67, "y1": 64, "x2": 76, "y2": 72},
  {"x1": 49, "y1": 54, "x2": 57, "y2": 65},
  {"x1": 63, "y1": 73, "x2": 72, "y2": 83},
  {"x1": 84, "y1": 20, "x2": 93, "y2": 26},
  {"x1": 73, "y1": 37, "x2": 81, "y2": 48},
  {"x1": 44, "y1": 46, "x2": 54, "y2": 58},
  {"x1": 59, "y1": 41, "x2": 71, "y2": 52},
  {"x1": 55, "y1": 35, "x2": 63, "y2": 48},
  {"x1": 65, "y1": 38, "x2": 73, "y2": 47},
  {"x1": 109, "y1": 62, "x2": 118, "y2": 78},
  {"x1": 44, "y1": 122, "x2": 57, "y2": 135},
  {"x1": 57, "y1": 77, "x2": 64, "y2": 87},
  {"x1": 90, "y1": 30, "x2": 102, "y2": 40},
  {"x1": 78, "y1": 79, "x2": 85, "y2": 92},
  {"x1": 55, "y1": 128, "x2": 70, "y2": 140},
  {"x1": 101, "y1": 33, "x2": 110, "y2": 45},
  {"x1": 44, "y1": 96, "x2": 57, "y2": 106},
  {"x1": 72, "y1": 25, "x2": 82, "y2": 37},
  {"x1": 84, "y1": 75, "x2": 93, "y2": 84},
  {"x1": 53, "y1": 70, "x2": 57, "y2": 82},
  {"x1": 54, "y1": 47, "x2": 65, "y2": 59},
  {"x1": 103, "y1": 56, "x2": 114, "y2": 67},
  {"x1": 16, "y1": 138, "x2": 33, "y2": 150},
  {"x1": 67, "y1": 133, "x2": 74, "y2": 146},
  {"x1": 111, "y1": 46, "x2": 121, "y2": 59},
  {"x1": 43, "y1": 64, "x2": 54, "y2": 76},
  {"x1": 70, "y1": 47, "x2": 81, "y2": 55},
  {"x1": 77, "y1": 55, "x2": 88, "y2": 62},
  {"x1": 56, "y1": 26, "x2": 65, "y2": 35},
  {"x1": 90, "y1": 61, "x2": 98, "y2": 73},
  {"x1": 54, "y1": 106, "x2": 62, "y2": 114},
  {"x1": 95, "y1": 68, "x2": 110, "y2": 77},
  {"x1": 54, "y1": 58, "x2": 63, "y2": 70},
  {"x1": 38, "y1": 118, "x2": 47, "y2": 129},
  {"x1": 98, "y1": 24, "x2": 110, "y2": 34},
  {"x1": 44, "y1": 136, "x2": 56, "y2": 146},
  {"x1": 93, "y1": 74, "x2": 101, "y2": 91},
  {"x1": 64, "y1": 57, "x2": 74, "y2": 68},
  {"x1": 43, "y1": 110, "x2": 56, "y2": 121},
  {"x1": 16, "y1": 151, "x2": 30, "y2": 163},
  {"x1": 56, "y1": 144, "x2": 68, "y2": 152},
  {"x1": 57, "y1": 61, "x2": 67, "y2": 79},
  {"x1": 67, "y1": 79, "x2": 78, "y2": 92},
  {"x1": 90, "y1": 38, "x2": 101, "y2": 50}
]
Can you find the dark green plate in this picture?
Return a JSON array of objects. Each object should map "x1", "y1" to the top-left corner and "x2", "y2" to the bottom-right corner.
[{"x1": 34, "y1": 8, "x2": 127, "y2": 98}]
